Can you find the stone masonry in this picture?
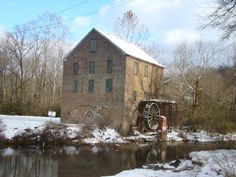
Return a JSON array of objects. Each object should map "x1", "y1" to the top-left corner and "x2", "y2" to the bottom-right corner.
[{"x1": 61, "y1": 28, "x2": 163, "y2": 134}]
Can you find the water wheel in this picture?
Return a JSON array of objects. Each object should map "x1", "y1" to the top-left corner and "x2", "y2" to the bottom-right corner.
[{"x1": 143, "y1": 102, "x2": 161, "y2": 130}]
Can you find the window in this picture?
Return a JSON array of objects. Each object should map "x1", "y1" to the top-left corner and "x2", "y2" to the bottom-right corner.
[
  {"x1": 144, "y1": 65, "x2": 148, "y2": 77},
  {"x1": 89, "y1": 61, "x2": 95, "y2": 74},
  {"x1": 132, "y1": 91, "x2": 137, "y2": 101},
  {"x1": 134, "y1": 62, "x2": 138, "y2": 74},
  {"x1": 73, "y1": 63, "x2": 78, "y2": 75},
  {"x1": 90, "y1": 39, "x2": 97, "y2": 52},
  {"x1": 72, "y1": 80, "x2": 78, "y2": 93},
  {"x1": 88, "y1": 80, "x2": 94, "y2": 93},
  {"x1": 107, "y1": 60, "x2": 113, "y2": 73},
  {"x1": 106, "y1": 79, "x2": 112, "y2": 92},
  {"x1": 154, "y1": 67, "x2": 158, "y2": 78}
]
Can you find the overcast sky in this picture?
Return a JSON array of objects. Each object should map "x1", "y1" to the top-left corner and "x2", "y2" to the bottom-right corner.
[{"x1": 0, "y1": 0, "x2": 225, "y2": 64}]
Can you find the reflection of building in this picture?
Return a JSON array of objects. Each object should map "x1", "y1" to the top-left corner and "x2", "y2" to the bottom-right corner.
[
  {"x1": 61, "y1": 28, "x2": 163, "y2": 134},
  {"x1": 0, "y1": 148, "x2": 58, "y2": 177}
]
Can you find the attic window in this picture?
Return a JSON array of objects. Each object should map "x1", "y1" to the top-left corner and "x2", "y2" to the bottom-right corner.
[{"x1": 90, "y1": 39, "x2": 97, "y2": 52}]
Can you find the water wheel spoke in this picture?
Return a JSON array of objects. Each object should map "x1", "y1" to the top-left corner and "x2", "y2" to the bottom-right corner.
[
  {"x1": 151, "y1": 118, "x2": 159, "y2": 125},
  {"x1": 149, "y1": 120, "x2": 156, "y2": 128},
  {"x1": 143, "y1": 102, "x2": 161, "y2": 130},
  {"x1": 155, "y1": 111, "x2": 160, "y2": 116},
  {"x1": 148, "y1": 117, "x2": 158, "y2": 126},
  {"x1": 150, "y1": 106, "x2": 157, "y2": 114},
  {"x1": 147, "y1": 115, "x2": 152, "y2": 120}
]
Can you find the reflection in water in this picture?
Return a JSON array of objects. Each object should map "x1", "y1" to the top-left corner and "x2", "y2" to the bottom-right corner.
[
  {"x1": 0, "y1": 142, "x2": 235, "y2": 177},
  {"x1": 0, "y1": 147, "x2": 58, "y2": 177}
]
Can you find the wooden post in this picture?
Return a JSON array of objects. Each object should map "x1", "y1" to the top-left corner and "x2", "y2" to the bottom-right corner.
[{"x1": 158, "y1": 116, "x2": 167, "y2": 141}]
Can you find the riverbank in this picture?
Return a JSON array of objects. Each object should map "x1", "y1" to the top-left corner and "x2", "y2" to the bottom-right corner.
[
  {"x1": 0, "y1": 115, "x2": 236, "y2": 147},
  {"x1": 106, "y1": 149, "x2": 236, "y2": 177}
]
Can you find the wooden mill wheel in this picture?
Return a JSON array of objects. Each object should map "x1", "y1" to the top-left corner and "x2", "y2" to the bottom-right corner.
[{"x1": 143, "y1": 102, "x2": 161, "y2": 130}]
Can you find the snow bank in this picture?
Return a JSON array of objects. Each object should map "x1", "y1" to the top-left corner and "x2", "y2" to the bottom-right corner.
[
  {"x1": 0, "y1": 115, "x2": 236, "y2": 144},
  {"x1": 0, "y1": 115, "x2": 124, "y2": 144},
  {"x1": 0, "y1": 115, "x2": 60, "y2": 139},
  {"x1": 106, "y1": 150, "x2": 236, "y2": 177},
  {"x1": 83, "y1": 127, "x2": 124, "y2": 144},
  {"x1": 167, "y1": 129, "x2": 236, "y2": 142}
]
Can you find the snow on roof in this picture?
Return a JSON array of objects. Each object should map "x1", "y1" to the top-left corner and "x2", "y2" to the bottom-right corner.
[{"x1": 94, "y1": 28, "x2": 163, "y2": 67}]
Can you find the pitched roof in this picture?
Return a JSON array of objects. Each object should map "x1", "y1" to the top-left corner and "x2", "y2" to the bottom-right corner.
[
  {"x1": 95, "y1": 28, "x2": 163, "y2": 67},
  {"x1": 65, "y1": 28, "x2": 163, "y2": 68}
]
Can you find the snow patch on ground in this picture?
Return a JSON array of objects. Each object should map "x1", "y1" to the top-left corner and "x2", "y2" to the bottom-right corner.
[
  {"x1": 106, "y1": 150, "x2": 236, "y2": 177},
  {"x1": 66, "y1": 124, "x2": 82, "y2": 139},
  {"x1": 0, "y1": 115, "x2": 124, "y2": 144},
  {"x1": 167, "y1": 129, "x2": 236, "y2": 142},
  {"x1": 123, "y1": 130, "x2": 157, "y2": 142},
  {"x1": 0, "y1": 115, "x2": 60, "y2": 139},
  {"x1": 0, "y1": 115, "x2": 236, "y2": 144},
  {"x1": 83, "y1": 127, "x2": 124, "y2": 144}
]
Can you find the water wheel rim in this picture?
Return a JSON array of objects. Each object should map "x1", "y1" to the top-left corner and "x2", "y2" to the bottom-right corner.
[{"x1": 146, "y1": 102, "x2": 160, "y2": 130}]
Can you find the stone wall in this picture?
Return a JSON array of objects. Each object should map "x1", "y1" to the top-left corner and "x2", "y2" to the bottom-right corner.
[
  {"x1": 61, "y1": 30, "x2": 126, "y2": 130},
  {"x1": 123, "y1": 56, "x2": 164, "y2": 128}
]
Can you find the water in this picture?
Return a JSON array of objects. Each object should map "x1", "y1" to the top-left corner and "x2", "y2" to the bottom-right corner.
[{"x1": 0, "y1": 142, "x2": 236, "y2": 177}]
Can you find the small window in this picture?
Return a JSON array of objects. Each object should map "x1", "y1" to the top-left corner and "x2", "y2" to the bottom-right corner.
[
  {"x1": 132, "y1": 91, "x2": 137, "y2": 101},
  {"x1": 106, "y1": 79, "x2": 112, "y2": 92},
  {"x1": 144, "y1": 65, "x2": 148, "y2": 77},
  {"x1": 72, "y1": 80, "x2": 78, "y2": 93},
  {"x1": 134, "y1": 62, "x2": 138, "y2": 74},
  {"x1": 154, "y1": 67, "x2": 158, "y2": 78},
  {"x1": 88, "y1": 80, "x2": 94, "y2": 93},
  {"x1": 73, "y1": 63, "x2": 79, "y2": 75},
  {"x1": 89, "y1": 61, "x2": 95, "y2": 74},
  {"x1": 90, "y1": 39, "x2": 97, "y2": 52},
  {"x1": 107, "y1": 60, "x2": 113, "y2": 73}
]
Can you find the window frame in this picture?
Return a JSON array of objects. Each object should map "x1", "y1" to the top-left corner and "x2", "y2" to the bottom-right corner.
[
  {"x1": 88, "y1": 79, "x2": 94, "y2": 93},
  {"x1": 107, "y1": 59, "x2": 113, "y2": 73},
  {"x1": 154, "y1": 67, "x2": 158, "y2": 78},
  {"x1": 144, "y1": 65, "x2": 148, "y2": 77},
  {"x1": 73, "y1": 63, "x2": 79, "y2": 75},
  {"x1": 105, "y1": 79, "x2": 113, "y2": 92},
  {"x1": 90, "y1": 38, "x2": 97, "y2": 52},
  {"x1": 89, "y1": 61, "x2": 95, "y2": 74},
  {"x1": 72, "y1": 80, "x2": 78, "y2": 93}
]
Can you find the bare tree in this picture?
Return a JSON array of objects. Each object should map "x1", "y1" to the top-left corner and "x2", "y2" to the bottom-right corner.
[
  {"x1": 114, "y1": 10, "x2": 150, "y2": 46},
  {"x1": 0, "y1": 13, "x2": 68, "y2": 115},
  {"x1": 173, "y1": 41, "x2": 217, "y2": 107},
  {"x1": 202, "y1": 0, "x2": 236, "y2": 39}
]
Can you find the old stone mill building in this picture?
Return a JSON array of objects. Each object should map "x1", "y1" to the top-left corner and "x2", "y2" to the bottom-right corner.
[{"x1": 61, "y1": 28, "x2": 165, "y2": 134}]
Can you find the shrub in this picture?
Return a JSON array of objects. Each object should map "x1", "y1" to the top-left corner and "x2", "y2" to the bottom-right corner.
[{"x1": 41, "y1": 122, "x2": 68, "y2": 145}]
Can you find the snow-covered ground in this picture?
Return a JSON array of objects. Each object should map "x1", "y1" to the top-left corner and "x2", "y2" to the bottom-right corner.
[
  {"x1": 0, "y1": 114, "x2": 236, "y2": 144},
  {"x1": 0, "y1": 115, "x2": 124, "y2": 144},
  {"x1": 105, "y1": 149, "x2": 236, "y2": 177},
  {"x1": 0, "y1": 115, "x2": 60, "y2": 139},
  {"x1": 167, "y1": 130, "x2": 236, "y2": 142}
]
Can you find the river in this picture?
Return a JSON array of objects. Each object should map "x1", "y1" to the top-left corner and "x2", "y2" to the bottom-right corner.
[{"x1": 0, "y1": 142, "x2": 236, "y2": 177}]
